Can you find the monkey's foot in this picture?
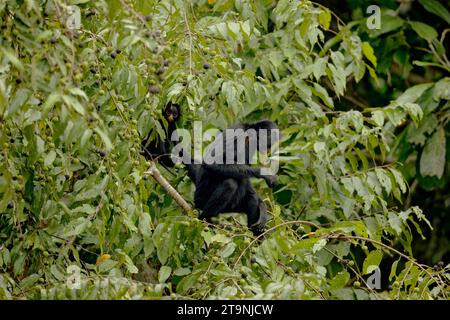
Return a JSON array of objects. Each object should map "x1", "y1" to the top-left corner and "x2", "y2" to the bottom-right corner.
[{"x1": 249, "y1": 201, "x2": 268, "y2": 235}]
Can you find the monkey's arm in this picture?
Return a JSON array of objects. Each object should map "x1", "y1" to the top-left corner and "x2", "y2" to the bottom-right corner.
[
  {"x1": 203, "y1": 164, "x2": 260, "y2": 178},
  {"x1": 203, "y1": 164, "x2": 277, "y2": 187}
]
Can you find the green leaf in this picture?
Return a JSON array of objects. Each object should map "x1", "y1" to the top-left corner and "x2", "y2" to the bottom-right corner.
[
  {"x1": 401, "y1": 103, "x2": 423, "y2": 127},
  {"x1": 375, "y1": 168, "x2": 392, "y2": 194},
  {"x1": 68, "y1": 88, "x2": 89, "y2": 101},
  {"x1": 211, "y1": 234, "x2": 231, "y2": 243},
  {"x1": 389, "y1": 168, "x2": 407, "y2": 194},
  {"x1": 220, "y1": 242, "x2": 236, "y2": 258},
  {"x1": 65, "y1": 217, "x2": 92, "y2": 237},
  {"x1": 433, "y1": 78, "x2": 450, "y2": 100},
  {"x1": 158, "y1": 266, "x2": 172, "y2": 283},
  {"x1": 329, "y1": 271, "x2": 350, "y2": 290},
  {"x1": 174, "y1": 268, "x2": 191, "y2": 276},
  {"x1": 313, "y1": 141, "x2": 326, "y2": 153},
  {"x1": 335, "y1": 242, "x2": 351, "y2": 257},
  {"x1": 153, "y1": 223, "x2": 177, "y2": 265},
  {"x1": 371, "y1": 111, "x2": 384, "y2": 126},
  {"x1": 312, "y1": 83, "x2": 334, "y2": 109},
  {"x1": 407, "y1": 114, "x2": 438, "y2": 146},
  {"x1": 418, "y1": 0, "x2": 450, "y2": 24},
  {"x1": 313, "y1": 57, "x2": 327, "y2": 80},
  {"x1": 0, "y1": 47, "x2": 24, "y2": 71},
  {"x1": 62, "y1": 95, "x2": 86, "y2": 115},
  {"x1": 98, "y1": 259, "x2": 117, "y2": 273},
  {"x1": 292, "y1": 238, "x2": 321, "y2": 251},
  {"x1": 331, "y1": 221, "x2": 368, "y2": 237},
  {"x1": 50, "y1": 264, "x2": 65, "y2": 281},
  {"x1": 94, "y1": 128, "x2": 113, "y2": 151},
  {"x1": 318, "y1": 8, "x2": 331, "y2": 30},
  {"x1": 388, "y1": 211, "x2": 403, "y2": 234},
  {"x1": 313, "y1": 239, "x2": 327, "y2": 253},
  {"x1": 420, "y1": 127, "x2": 446, "y2": 178},
  {"x1": 43, "y1": 92, "x2": 62, "y2": 114},
  {"x1": 19, "y1": 274, "x2": 41, "y2": 289},
  {"x1": 120, "y1": 252, "x2": 138, "y2": 274},
  {"x1": 409, "y1": 21, "x2": 438, "y2": 41},
  {"x1": 361, "y1": 42, "x2": 377, "y2": 67},
  {"x1": 44, "y1": 150, "x2": 57, "y2": 167},
  {"x1": 389, "y1": 259, "x2": 400, "y2": 281},
  {"x1": 69, "y1": 0, "x2": 91, "y2": 4},
  {"x1": 7, "y1": 88, "x2": 30, "y2": 116},
  {"x1": 395, "y1": 83, "x2": 433, "y2": 104},
  {"x1": 363, "y1": 250, "x2": 383, "y2": 274},
  {"x1": 370, "y1": 15, "x2": 404, "y2": 37}
]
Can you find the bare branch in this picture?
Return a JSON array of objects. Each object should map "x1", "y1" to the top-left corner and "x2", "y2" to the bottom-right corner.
[{"x1": 145, "y1": 161, "x2": 193, "y2": 213}]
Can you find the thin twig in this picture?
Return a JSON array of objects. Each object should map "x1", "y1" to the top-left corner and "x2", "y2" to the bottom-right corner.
[{"x1": 183, "y1": 7, "x2": 193, "y2": 75}]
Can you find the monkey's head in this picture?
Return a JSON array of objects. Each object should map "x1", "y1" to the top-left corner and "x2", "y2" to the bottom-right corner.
[
  {"x1": 251, "y1": 120, "x2": 279, "y2": 152},
  {"x1": 164, "y1": 103, "x2": 180, "y2": 123}
]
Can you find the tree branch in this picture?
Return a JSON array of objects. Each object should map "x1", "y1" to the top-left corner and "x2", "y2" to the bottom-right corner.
[{"x1": 145, "y1": 161, "x2": 193, "y2": 213}]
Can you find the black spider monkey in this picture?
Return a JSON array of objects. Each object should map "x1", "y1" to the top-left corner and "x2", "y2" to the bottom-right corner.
[
  {"x1": 141, "y1": 102, "x2": 180, "y2": 168},
  {"x1": 181, "y1": 120, "x2": 279, "y2": 234}
]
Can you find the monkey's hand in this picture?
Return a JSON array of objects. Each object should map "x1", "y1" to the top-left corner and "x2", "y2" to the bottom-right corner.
[{"x1": 263, "y1": 175, "x2": 278, "y2": 188}]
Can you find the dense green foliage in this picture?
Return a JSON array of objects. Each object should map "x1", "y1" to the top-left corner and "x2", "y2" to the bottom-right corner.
[{"x1": 0, "y1": 0, "x2": 449, "y2": 299}]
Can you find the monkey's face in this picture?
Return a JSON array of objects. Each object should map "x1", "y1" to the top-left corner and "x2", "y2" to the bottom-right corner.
[{"x1": 165, "y1": 105, "x2": 180, "y2": 122}]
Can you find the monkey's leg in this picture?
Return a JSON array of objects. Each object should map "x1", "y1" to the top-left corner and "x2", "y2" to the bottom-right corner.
[
  {"x1": 198, "y1": 179, "x2": 238, "y2": 222},
  {"x1": 245, "y1": 193, "x2": 268, "y2": 235}
]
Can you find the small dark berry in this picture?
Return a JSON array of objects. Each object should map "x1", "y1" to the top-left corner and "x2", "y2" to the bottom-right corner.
[
  {"x1": 7, "y1": 202, "x2": 13, "y2": 209},
  {"x1": 99, "y1": 150, "x2": 107, "y2": 157},
  {"x1": 9, "y1": 138, "x2": 15, "y2": 143},
  {"x1": 50, "y1": 37, "x2": 57, "y2": 44},
  {"x1": 110, "y1": 52, "x2": 116, "y2": 59},
  {"x1": 116, "y1": 49, "x2": 122, "y2": 54},
  {"x1": 15, "y1": 79, "x2": 22, "y2": 84},
  {"x1": 90, "y1": 67, "x2": 97, "y2": 74},
  {"x1": 241, "y1": 273, "x2": 248, "y2": 279},
  {"x1": 203, "y1": 63, "x2": 210, "y2": 69},
  {"x1": 250, "y1": 256, "x2": 257, "y2": 263}
]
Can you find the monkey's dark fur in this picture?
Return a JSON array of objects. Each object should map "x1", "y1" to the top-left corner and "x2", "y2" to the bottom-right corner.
[
  {"x1": 141, "y1": 103, "x2": 180, "y2": 167},
  {"x1": 184, "y1": 120, "x2": 278, "y2": 234}
]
